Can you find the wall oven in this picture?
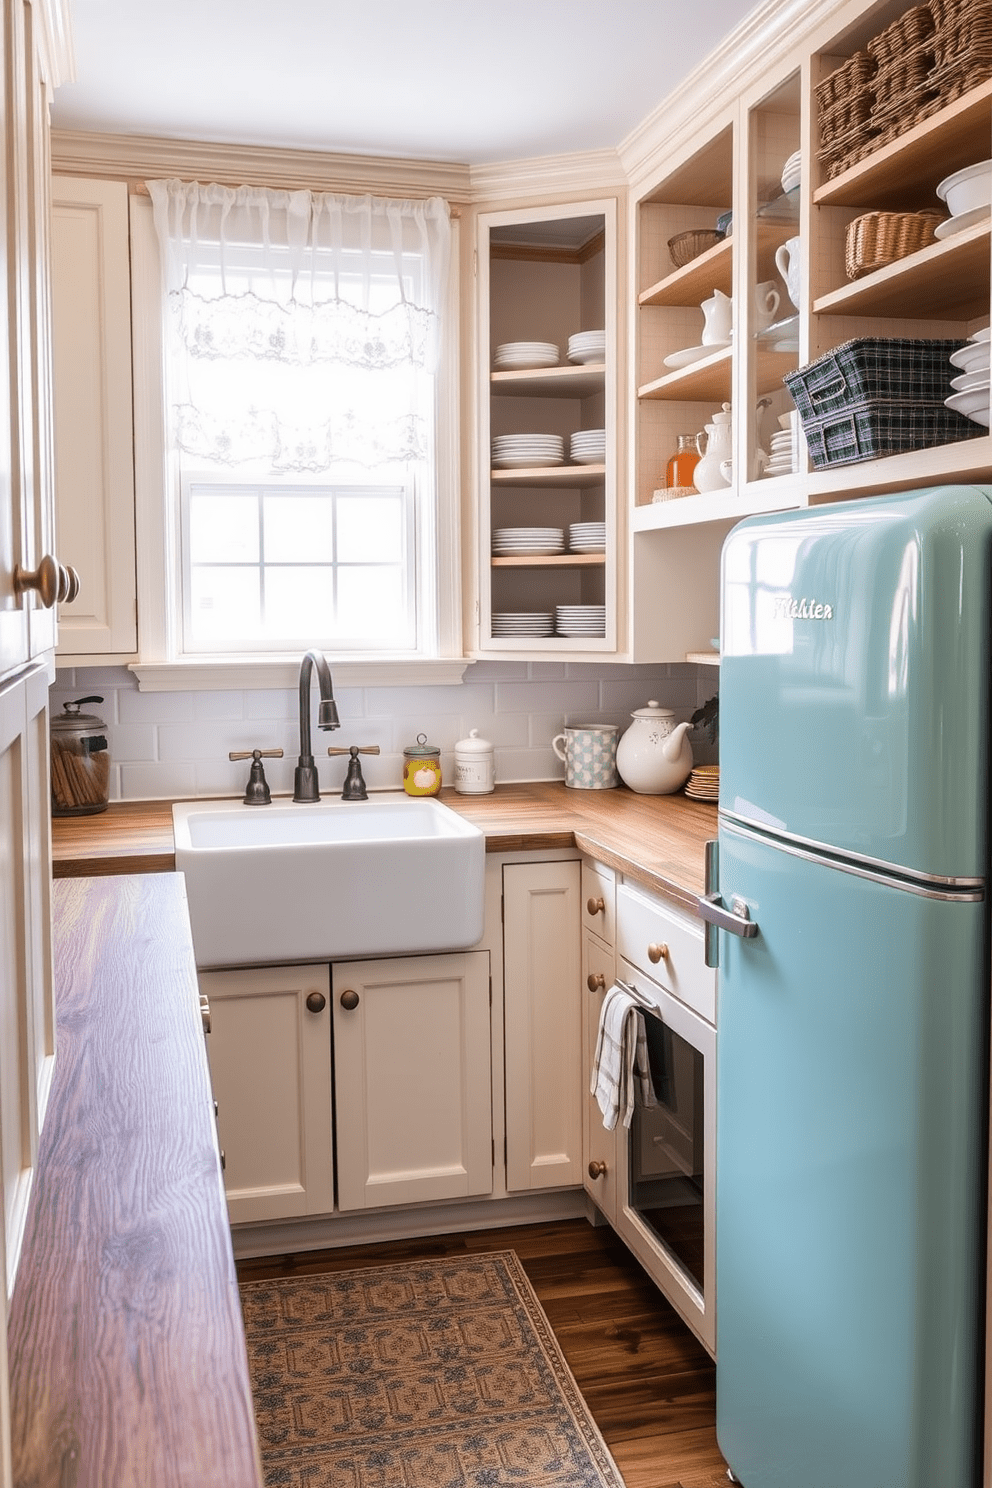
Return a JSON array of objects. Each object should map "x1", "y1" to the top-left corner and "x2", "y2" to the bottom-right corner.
[{"x1": 611, "y1": 958, "x2": 716, "y2": 1356}]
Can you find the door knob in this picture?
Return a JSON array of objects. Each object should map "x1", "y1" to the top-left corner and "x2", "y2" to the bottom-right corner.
[
  {"x1": 588, "y1": 1160, "x2": 607, "y2": 1179},
  {"x1": 340, "y1": 989, "x2": 360, "y2": 1010},
  {"x1": 14, "y1": 554, "x2": 61, "y2": 607},
  {"x1": 586, "y1": 896, "x2": 605, "y2": 916},
  {"x1": 306, "y1": 991, "x2": 326, "y2": 1013},
  {"x1": 647, "y1": 942, "x2": 669, "y2": 963},
  {"x1": 587, "y1": 972, "x2": 606, "y2": 991}
]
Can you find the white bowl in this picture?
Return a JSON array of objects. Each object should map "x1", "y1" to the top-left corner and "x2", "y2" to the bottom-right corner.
[{"x1": 937, "y1": 160, "x2": 992, "y2": 217}]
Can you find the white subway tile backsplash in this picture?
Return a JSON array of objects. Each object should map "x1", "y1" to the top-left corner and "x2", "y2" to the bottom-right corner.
[
  {"x1": 111, "y1": 723, "x2": 158, "y2": 762},
  {"x1": 495, "y1": 680, "x2": 600, "y2": 715},
  {"x1": 191, "y1": 690, "x2": 246, "y2": 722},
  {"x1": 120, "y1": 761, "x2": 197, "y2": 800},
  {"x1": 118, "y1": 688, "x2": 195, "y2": 724}
]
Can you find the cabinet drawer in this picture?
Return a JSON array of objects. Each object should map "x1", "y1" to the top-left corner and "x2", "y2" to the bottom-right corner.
[
  {"x1": 616, "y1": 882, "x2": 715, "y2": 1026},
  {"x1": 582, "y1": 860, "x2": 616, "y2": 946}
]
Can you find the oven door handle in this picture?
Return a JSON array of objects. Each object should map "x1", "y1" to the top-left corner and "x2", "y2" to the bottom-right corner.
[{"x1": 696, "y1": 891, "x2": 759, "y2": 939}]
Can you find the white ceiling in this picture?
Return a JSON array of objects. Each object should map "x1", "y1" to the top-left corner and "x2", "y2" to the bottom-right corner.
[{"x1": 51, "y1": 1, "x2": 761, "y2": 166}]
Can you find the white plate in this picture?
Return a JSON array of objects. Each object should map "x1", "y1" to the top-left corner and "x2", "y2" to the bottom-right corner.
[
  {"x1": 662, "y1": 342, "x2": 730, "y2": 369},
  {"x1": 933, "y1": 204, "x2": 992, "y2": 239},
  {"x1": 492, "y1": 455, "x2": 565, "y2": 469},
  {"x1": 951, "y1": 369, "x2": 992, "y2": 391},
  {"x1": 567, "y1": 349, "x2": 606, "y2": 365},
  {"x1": 973, "y1": 326, "x2": 992, "y2": 343},
  {"x1": 946, "y1": 389, "x2": 992, "y2": 422},
  {"x1": 951, "y1": 342, "x2": 992, "y2": 370}
]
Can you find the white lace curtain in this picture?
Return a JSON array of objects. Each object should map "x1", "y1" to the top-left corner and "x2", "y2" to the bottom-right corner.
[{"x1": 147, "y1": 179, "x2": 451, "y2": 472}]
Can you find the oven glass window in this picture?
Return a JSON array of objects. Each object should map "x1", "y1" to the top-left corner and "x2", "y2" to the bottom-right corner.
[{"x1": 629, "y1": 1009, "x2": 705, "y2": 1290}]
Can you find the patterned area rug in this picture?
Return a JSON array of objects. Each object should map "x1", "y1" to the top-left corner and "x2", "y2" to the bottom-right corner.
[{"x1": 240, "y1": 1249, "x2": 627, "y2": 1488}]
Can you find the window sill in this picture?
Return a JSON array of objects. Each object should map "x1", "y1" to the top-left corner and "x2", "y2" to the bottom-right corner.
[{"x1": 129, "y1": 657, "x2": 473, "y2": 692}]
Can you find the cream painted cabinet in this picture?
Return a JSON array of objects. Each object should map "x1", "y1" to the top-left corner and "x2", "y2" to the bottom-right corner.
[
  {"x1": 502, "y1": 859, "x2": 582, "y2": 1191},
  {"x1": 581, "y1": 861, "x2": 617, "y2": 1223},
  {"x1": 51, "y1": 176, "x2": 136, "y2": 660},
  {"x1": 332, "y1": 952, "x2": 492, "y2": 1212},
  {"x1": 199, "y1": 963, "x2": 335, "y2": 1226}
]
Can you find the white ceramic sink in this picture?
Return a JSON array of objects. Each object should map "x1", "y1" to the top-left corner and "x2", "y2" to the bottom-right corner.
[{"x1": 172, "y1": 793, "x2": 486, "y2": 968}]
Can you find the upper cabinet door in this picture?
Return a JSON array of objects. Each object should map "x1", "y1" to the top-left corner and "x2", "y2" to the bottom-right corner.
[{"x1": 51, "y1": 177, "x2": 136, "y2": 660}]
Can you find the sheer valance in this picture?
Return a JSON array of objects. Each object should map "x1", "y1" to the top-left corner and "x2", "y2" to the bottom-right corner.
[{"x1": 147, "y1": 179, "x2": 451, "y2": 472}]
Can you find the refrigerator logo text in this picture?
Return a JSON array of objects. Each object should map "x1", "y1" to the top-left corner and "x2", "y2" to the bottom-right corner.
[{"x1": 773, "y1": 596, "x2": 834, "y2": 620}]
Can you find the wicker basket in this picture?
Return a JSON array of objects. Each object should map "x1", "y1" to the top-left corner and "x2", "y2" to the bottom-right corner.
[
  {"x1": 867, "y1": 4, "x2": 935, "y2": 66},
  {"x1": 667, "y1": 229, "x2": 724, "y2": 268},
  {"x1": 784, "y1": 338, "x2": 966, "y2": 420},
  {"x1": 817, "y1": 120, "x2": 880, "y2": 180},
  {"x1": 815, "y1": 50, "x2": 876, "y2": 111},
  {"x1": 799, "y1": 401, "x2": 982, "y2": 467},
  {"x1": 845, "y1": 210, "x2": 947, "y2": 279},
  {"x1": 929, "y1": 0, "x2": 992, "y2": 103}
]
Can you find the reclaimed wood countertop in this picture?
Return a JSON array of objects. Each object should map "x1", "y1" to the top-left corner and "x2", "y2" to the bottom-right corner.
[
  {"x1": 52, "y1": 782, "x2": 718, "y2": 912},
  {"x1": 8, "y1": 874, "x2": 264, "y2": 1488}
]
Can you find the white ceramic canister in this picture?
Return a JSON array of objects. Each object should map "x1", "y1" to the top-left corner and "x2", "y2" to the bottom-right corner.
[
  {"x1": 551, "y1": 724, "x2": 620, "y2": 789},
  {"x1": 453, "y1": 728, "x2": 495, "y2": 794}
]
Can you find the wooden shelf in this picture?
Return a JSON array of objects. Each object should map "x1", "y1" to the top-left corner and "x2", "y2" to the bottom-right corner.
[
  {"x1": 491, "y1": 553, "x2": 605, "y2": 568},
  {"x1": 814, "y1": 80, "x2": 992, "y2": 213},
  {"x1": 490, "y1": 364, "x2": 604, "y2": 397},
  {"x1": 638, "y1": 345, "x2": 732, "y2": 403},
  {"x1": 491, "y1": 463, "x2": 606, "y2": 487},
  {"x1": 814, "y1": 219, "x2": 991, "y2": 320},
  {"x1": 633, "y1": 478, "x2": 804, "y2": 531},
  {"x1": 640, "y1": 237, "x2": 732, "y2": 307}
]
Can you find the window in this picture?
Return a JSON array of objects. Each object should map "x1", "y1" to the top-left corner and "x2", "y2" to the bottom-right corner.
[{"x1": 148, "y1": 180, "x2": 452, "y2": 661}]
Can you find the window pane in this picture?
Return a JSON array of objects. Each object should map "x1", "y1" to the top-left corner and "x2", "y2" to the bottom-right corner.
[
  {"x1": 189, "y1": 567, "x2": 261, "y2": 642},
  {"x1": 189, "y1": 493, "x2": 259, "y2": 563},
  {"x1": 337, "y1": 566, "x2": 408, "y2": 641},
  {"x1": 264, "y1": 567, "x2": 336, "y2": 638},
  {"x1": 263, "y1": 494, "x2": 335, "y2": 562},
  {"x1": 337, "y1": 495, "x2": 403, "y2": 562}
]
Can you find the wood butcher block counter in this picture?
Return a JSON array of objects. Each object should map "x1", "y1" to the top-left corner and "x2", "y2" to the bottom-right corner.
[
  {"x1": 51, "y1": 781, "x2": 718, "y2": 912},
  {"x1": 8, "y1": 874, "x2": 264, "y2": 1488}
]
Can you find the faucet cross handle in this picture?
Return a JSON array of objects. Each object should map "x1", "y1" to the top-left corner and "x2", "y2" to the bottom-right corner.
[
  {"x1": 229, "y1": 747, "x2": 284, "y2": 806},
  {"x1": 327, "y1": 744, "x2": 380, "y2": 801}
]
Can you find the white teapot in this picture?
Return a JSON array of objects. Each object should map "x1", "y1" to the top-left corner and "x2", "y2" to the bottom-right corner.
[
  {"x1": 616, "y1": 701, "x2": 694, "y2": 795},
  {"x1": 700, "y1": 288, "x2": 733, "y2": 346},
  {"x1": 694, "y1": 403, "x2": 733, "y2": 492}
]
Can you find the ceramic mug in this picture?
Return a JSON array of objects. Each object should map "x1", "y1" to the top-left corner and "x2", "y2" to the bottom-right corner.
[
  {"x1": 552, "y1": 724, "x2": 619, "y2": 789},
  {"x1": 775, "y1": 236, "x2": 802, "y2": 310}
]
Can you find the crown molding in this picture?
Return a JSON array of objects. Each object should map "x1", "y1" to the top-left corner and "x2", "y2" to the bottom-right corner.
[
  {"x1": 619, "y1": 0, "x2": 840, "y2": 191},
  {"x1": 469, "y1": 148, "x2": 625, "y2": 204},
  {"x1": 35, "y1": 0, "x2": 74, "y2": 88},
  {"x1": 49, "y1": 129, "x2": 474, "y2": 202}
]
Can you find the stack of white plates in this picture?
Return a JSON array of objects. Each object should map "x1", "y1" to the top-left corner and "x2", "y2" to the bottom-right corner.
[
  {"x1": 492, "y1": 433, "x2": 565, "y2": 469},
  {"x1": 568, "y1": 522, "x2": 606, "y2": 553},
  {"x1": 568, "y1": 330, "x2": 606, "y2": 365},
  {"x1": 555, "y1": 604, "x2": 606, "y2": 637},
  {"x1": 946, "y1": 326, "x2": 991, "y2": 427},
  {"x1": 780, "y1": 150, "x2": 802, "y2": 194},
  {"x1": 494, "y1": 341, "x2": 559, "y2": 369},
  {"x1": 685, "y1": 765, "x2": 720, "y2": 801},
  {"x1": 764, "y1": 428, "x2": 796, "y2": 476},
  {"x1": 492, "y1": 527, "x2": 565, "y2": 556},
  {"x1": 569, "y1": 428, "x2": 606, "y2": 464},
  {"x1": 492, "y1": 611, "x2": 554, "y2": 637}
]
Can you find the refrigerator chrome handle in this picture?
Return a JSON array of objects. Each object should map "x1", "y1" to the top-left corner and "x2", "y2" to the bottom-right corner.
[{"x1": 697, "y1": 891, "x2": 759, "y2": 940}]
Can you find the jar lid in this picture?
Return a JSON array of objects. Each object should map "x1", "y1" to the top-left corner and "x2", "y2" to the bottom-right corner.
[
  {"x1": 629, "y1": 699, "x2": 675, "y2": 719},
  {"x1": 454, "y1": 728, "x2": 492, "y2": 754},
  {"x1": 403, "y1": 731, "x2": 440, "y2": 759},
  {"x1": 51, "y1": 695, "x2": 107, "y2": 733}
]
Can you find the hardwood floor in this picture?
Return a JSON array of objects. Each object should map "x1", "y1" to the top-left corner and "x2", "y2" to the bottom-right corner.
[{"x1": 237, "y1": 1216, "x2": 731, "y2": 1488}]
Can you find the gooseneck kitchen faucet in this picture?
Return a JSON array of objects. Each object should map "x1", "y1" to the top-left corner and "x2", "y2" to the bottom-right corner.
[{"x1": 294, "y1": 649, "x2": 340, "y2": 801}]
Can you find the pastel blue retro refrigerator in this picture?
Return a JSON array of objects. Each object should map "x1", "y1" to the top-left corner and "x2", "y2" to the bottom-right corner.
[{"x1": 708, "y1": 485, "x2": 990, "y2": 1488}]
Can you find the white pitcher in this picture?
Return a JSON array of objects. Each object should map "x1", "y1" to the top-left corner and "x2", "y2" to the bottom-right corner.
[
  {"x1": 694, "y1": 403, "x2": 733, "y2": 492},
  {"x1": 754, "y1": 279, "x2": 781, "y2": 331},
  {"x1": 774, "y1": 236, "x2": 802, "y2": 310},
  {"x1": 700, "y1": 288, "x2": 733, "y2": 346}
]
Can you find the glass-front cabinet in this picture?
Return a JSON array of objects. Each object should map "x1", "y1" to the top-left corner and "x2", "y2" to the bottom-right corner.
[{"x1": 474, "y1": 200, "x2": 619, "y2": 657}]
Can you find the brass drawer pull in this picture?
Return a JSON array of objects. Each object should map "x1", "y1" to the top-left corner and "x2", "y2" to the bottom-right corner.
[
  {"x1": 306, "y1": 991, "x2": 326, "y2": 1013},
  {"x1": 340, "y1": 989, "x2": 360, "y2": 1011},
  {"x1": 587, "y1": 972, "x2": 606, "y2": 992},
  {"x1": 588, "y1": 1160, "x2": 607, "y2": 1179},
  {"x1": 587, "y1": 896, "x2": 605, "y2": 916},
  {"x1": 647, "y1": 942, "x2": 669, "y2": 964}
]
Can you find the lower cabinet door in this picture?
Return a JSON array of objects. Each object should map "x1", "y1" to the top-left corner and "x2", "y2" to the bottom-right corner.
[
  {"x1": 199, "y1": 963, "x2": 334, "y2": 1225},
  {"x1": 582, "y1": 929, "x2": 618, "y2": 1224},
  {"x1": 332, "y1": 951, "x2": 492, "y2": 1212}
]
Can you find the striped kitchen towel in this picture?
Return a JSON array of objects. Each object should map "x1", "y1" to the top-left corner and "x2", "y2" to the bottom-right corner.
[{"x1": 590, "y1": 983, "x2": 656, "y2": 1131}]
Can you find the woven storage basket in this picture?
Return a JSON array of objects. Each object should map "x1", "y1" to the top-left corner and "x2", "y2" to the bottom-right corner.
[
  {"x1": 799, "y1": 401, "x2": 982, "y2": 467},
  {"x1": 667, "y1": 228, "x2": 724, "y2": 268},
  {"x1": 929, "y1": 0, "x2": 992, "y2": 102},
  {"x1": 867, "y1": 4, "x2": 935, "y2": 66},
  {"x1": 844, "y1": 210, "x2": 947, "y2": 279},
  {"x1": 817, "y1": 121, "x2": 880, "y2": 179},
  {"x1": 869, "y1": 41, "x2": 938, "y2": 110},
  {"x1": 816, "y1": 49, "x2": 876, "y2": 110},
  {"x1": 784, "y1": 338, "x2": 966, "y2": 420},
  {"x1": 819, "y1": 89, "x2": 874, "y2": 148}
]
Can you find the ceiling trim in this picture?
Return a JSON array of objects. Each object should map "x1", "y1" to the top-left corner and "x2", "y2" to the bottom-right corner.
[
  {"x1": 469, "y1": 149, "x2": 626, "y2": 203},
  {"x1": 49, "y1": 129, "x2": 474, "y2": 202}
]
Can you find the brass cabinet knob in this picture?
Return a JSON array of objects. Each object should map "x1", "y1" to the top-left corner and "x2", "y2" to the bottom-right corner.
[
  {"x1": 14, "y1": 553, "x2": 60, "y2": 608},
  {"x1": 586, "y1": 896, "x2": 605, "y2": 916},
  {"x1": 587, "y1": 972, "x2": 606, "y2": 992},
  {"x1": 340, "y1": 989, "x2": 360, "y2": 1011},
  {"x1": 588, "y1": 1160, "x2": 607, "y2": 1179},
  {"x1": 306, "y1": 991, "x2": 327, "y2": 1014},
  {"x1": 647, "y1": 942, "x2": 669, "y2": 964},
  {"x1": 59, "y1": 564, "x2": 80, "y2": 603}
]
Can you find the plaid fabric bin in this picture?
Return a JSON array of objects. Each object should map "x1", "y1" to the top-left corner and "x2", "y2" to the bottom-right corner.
[
  {"x1": 800, "y1": 400, "x2": 983, "y2": 468},
  {"x1": 784, "y1": 338, "x2": 965, "y2": 419}
]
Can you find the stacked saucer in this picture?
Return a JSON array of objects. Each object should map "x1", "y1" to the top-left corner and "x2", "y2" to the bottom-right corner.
[
  {"x1": 555, "y1": 604, "x2": 606, "y2": 638},
  {"x1": 765, "y1": 429, "x2": 796, "y2": 476},
  {"x1": 494, "y1": 341, "x2": 559, "y2": 370},
  {"x1": 570, "y1": 428, "x2": 606, "y2": 464},
  {"x1": 492, "y1": 611, "x2": 554, "y2": 637},
  {"x1": 492, "y1": 433, "x2": 565, "y2": 469},
  {"x1": 946, "y1": 326, "x2": 991, "y2": 427},
  {"x1": 685, "y1": 765, "x2": 720, "y2": 801},
  {"x1": 568, "y1": 522, "x2": 606, "y2": 553},
  {"x1": 780, "y1": 150, "x2": 802, "y2": 194},
  {"x1": 568, "y1": 330, "x2": 606, "y2": 365},
  {"x1": 492, "y1": 527, "x2": 565, "y2": 556}
]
